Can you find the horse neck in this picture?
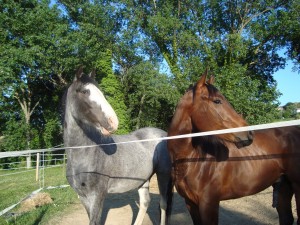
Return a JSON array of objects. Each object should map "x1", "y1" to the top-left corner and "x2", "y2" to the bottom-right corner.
[
  {"x1": 169, "y1": 91, "x2": 193, "y2": 136},
  {"x1": 64, "y1": 109, "x2": 82, "y2": 146},
  {"x1": 168, "y1": 93, "x2": 195, "y2": 156},
  {"x1": 64, "y1": 106, "x2": 104, "y2": 148}
]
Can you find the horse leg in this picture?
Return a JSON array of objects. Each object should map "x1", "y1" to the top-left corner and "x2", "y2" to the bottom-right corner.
[
  {"x1": 133, "y1": 180, "x2": 151, "y2": 225},
  {"x1": 75, "y1": 174, "x2": 109, "y2": 225},
  {"x1": 79, "y1": 190, "x2": 106, "y2": 225},
  {"x1": 157, "y1": 172, "x2": 174, "y2": 225},
  {"x1": 197, "y1": 199, "x2": 219, "y2": 225},
  {"x1": 292, "y1": 183, "x2": 300, "y2": 225},
  {"x1": 185, "y1": 198, "x2": 219, "y2": 225},
  {"x1": 185, "y1": 199, "x2": 201, "y2": 225},
  {"x1": 274, "y1": 177, "x2": 294, "y2": 225}
]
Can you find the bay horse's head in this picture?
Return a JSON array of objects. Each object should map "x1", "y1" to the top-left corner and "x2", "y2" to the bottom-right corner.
[
  {"x1": 172, "y1": 70, "x2": 253, "y2": 148},
  {"x1": 65, "y1": 67, "x2": 119, "y2": 135},
  {"x1": 193, "y1": 71, "x2": 253, "y2": 147}
]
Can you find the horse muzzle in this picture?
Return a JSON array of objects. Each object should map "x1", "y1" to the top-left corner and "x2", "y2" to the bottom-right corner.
[
  {"x1": 234, "y1": 131, "x2": 253, "y2": 149},
  {"x1": 99, "y1": 116, "x2": 119, "y2": 136}
]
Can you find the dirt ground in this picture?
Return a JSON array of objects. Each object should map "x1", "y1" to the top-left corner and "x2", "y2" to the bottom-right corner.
[{"x1": 49, "y1": 175, "x2": 297, "y2": 225}]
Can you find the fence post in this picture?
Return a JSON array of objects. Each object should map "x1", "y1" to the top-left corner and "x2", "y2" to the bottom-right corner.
[
  {"x1": 63, "y1": 153, "x2": 66, "y2": 175},
  {"x1": 36, "y1": 153, "x2": 40, "y2": 182},
  {"x1": 26, "y1": 154, "x2": 31, "y2": 169}
]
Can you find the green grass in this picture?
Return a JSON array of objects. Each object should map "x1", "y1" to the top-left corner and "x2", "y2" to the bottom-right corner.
[{"x1": 0, "y1": 166, "x2": 80, "y2": 225}]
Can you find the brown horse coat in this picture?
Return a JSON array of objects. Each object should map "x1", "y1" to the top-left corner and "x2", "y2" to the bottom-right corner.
[{"x1": 167, "y1": 72, "x2": 300, "y2": 225}]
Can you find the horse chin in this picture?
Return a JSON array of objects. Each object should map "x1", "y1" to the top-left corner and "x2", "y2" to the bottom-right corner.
[
  {"x1": 95, "y1": 125, "x2": 112, "y2": 136},
  {"x1": 234, "y1": 139, "x2": 253, "y2": 149},
  {"x1": 100, "y1": 127, "x2": 112, "y2": 136}
]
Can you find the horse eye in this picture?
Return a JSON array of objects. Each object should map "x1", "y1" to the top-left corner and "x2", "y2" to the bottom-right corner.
[
  {"x1": 213, "y1": 99, "x2": 222, "y2": 104},
  {"x1": 81, "y1": 89, "x2": 90, "y2": 95}
]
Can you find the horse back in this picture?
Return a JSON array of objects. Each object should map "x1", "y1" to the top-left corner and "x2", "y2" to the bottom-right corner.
[
  {"x1": 128, "y1": 127, "x2": 171, "y2": 174},
  {"x1": 253, "y1": 126, "x2": 300, "y2": 153}
]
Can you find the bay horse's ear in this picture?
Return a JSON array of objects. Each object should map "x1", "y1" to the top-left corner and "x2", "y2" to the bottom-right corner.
[
  {"x1": 89, "y1": 69, "x2": 96, "y2": 80},
  {"x1": 197, "y1": 69, "x2": 208, "y2": 87},
  {"x1": 76, "y1": 66, "x2": 84, "y2": 80},
  {"x1": 208, "y1": 75, "x2": 215, "y2": 85}
]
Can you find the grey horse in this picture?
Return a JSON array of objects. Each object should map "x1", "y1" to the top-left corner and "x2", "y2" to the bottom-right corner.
[{"x1": 63, "y1": 68, "x2": 173, "y2": 225}]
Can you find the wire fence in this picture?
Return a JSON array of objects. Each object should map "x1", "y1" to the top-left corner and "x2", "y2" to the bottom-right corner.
[
  {"x1": 0, "y1": 149, "x2": 69, "y2": 217},
  {"x1": 0, "y1": 154, "x2": 65, "y2": 172}
]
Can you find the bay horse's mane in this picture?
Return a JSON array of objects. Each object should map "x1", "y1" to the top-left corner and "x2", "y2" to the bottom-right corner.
[{"x1": 192, "y1": 135, "x2": 229, "y2": 162}]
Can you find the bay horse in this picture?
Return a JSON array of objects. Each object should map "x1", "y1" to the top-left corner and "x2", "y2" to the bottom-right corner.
[
  {"x1": 167, "y1": 71, "x2": 300, "y2": 225},
  {"x1": 63, "y1": 67, "x2": 172, "y2": 225}
]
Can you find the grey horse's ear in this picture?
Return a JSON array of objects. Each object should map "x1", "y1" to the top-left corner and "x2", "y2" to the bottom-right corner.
[
  {"x1": 75, "y1": 66, "x2": 84, "y2": 80},
  {"x1": 89, "y1": 69, "x2": 96, "y2": 80}
]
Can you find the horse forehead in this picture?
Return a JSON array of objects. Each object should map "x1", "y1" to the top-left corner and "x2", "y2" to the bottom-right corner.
[
  {"x1": 85, "y1": 83, "x2": 107, "y2": 105},
  {"x1": 85, "y1": 83, "x2": 117, "y2": 117},
  {"x1": 197, "y1": 84, "x2": 217, "y2": 96}
]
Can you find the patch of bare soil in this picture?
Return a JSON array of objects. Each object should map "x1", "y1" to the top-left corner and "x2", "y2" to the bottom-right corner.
[{"x1": 49, "y1": 176, "x2": 297, "y2": 225}]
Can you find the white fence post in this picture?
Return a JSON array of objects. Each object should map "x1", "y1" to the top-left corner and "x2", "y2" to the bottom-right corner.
[
  {"x1": 35, "y1": 153, "x2": 40, "y2": 182},
  {"x1": 26, "y1": 154, "x2": 31, "y2": 169}
]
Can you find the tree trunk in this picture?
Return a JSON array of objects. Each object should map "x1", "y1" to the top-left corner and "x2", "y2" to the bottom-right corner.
[
  {"x1": 14, "y1": 88, "x2": 40, "y2": 169},
  {"x1": 135, "y1": 94, "x2": 146, "y2": 130}
]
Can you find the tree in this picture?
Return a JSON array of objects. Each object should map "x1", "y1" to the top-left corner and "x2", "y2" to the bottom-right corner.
[
  {"x1": 125, "y1": 61, "x2": 177, "y2": 130},
  {"x1": 1, "y1": 0, "x2": 298, "y2": 157},
  {"x1": 118, "y1": 0, "x2": 292, "y2": 124},
  {"x1": 97, "y1": 50, "x2": 131, "y2": 134},
  {"x1": 266, "y1": 0, "x2": 300, "y2": 71},
  {"x1": 59, "y1": 0, "x2": 129, "y2": 133},
  {"x1": 58, "y1": 0, "x2": 121, "y2": 68},
  {"x1": 213, "y1": 63, "x2": 280, "y2": 124},
  {"x1": 283, "y1": 102, "x2": 298, "y2": 119},
  {"x1": 0, "y1": 0, "x2": 72, "y2": 151}
]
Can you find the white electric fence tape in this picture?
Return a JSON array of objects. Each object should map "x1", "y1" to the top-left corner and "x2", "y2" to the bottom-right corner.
[{"x1": 1, "y1": 120, "x2": 300, "y2": 159}]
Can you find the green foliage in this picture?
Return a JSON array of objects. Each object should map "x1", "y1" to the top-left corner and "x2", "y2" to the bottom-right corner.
[
  {"x1": 0, "y1": 0, "x2": 299, "y2": 157},
  {"x1": 96, "y1": 50, "x2": 131, "y2": 134},
  {"x1": 1, "y1": 118, "x2": 28, "y2": 151},
  {"x1": 282, "y1": 102, "x2": 299, "y2": 119},
  {"x1": 43, "y1": 117, "x2": 62, "y2": 148},
  {"x1": 1, "y1": 115, "x2": 42, "y2": 152},
  {"x1": 100, "y1": 72, "x2": 131, "y2": 134},
  {"x1": 0, "y1": 0, "x2": 74, "y2": 152},
  {"x1": 119, "y1": 0, "x2": 293, "y2": 124},
  {"x1": 125, "y1": 61, "x2": 178, "y2": 130},
  {"x1": 214, "y1": 63, "x2": 281, "y2": 124}
]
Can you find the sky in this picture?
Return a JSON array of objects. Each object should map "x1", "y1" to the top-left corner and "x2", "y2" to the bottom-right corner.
[{"x1": 273, "y1": 60, "x2": 300, "y2": 106}]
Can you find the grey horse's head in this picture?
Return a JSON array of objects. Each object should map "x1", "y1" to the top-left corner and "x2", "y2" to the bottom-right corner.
[{"x1": 65, "y1": 67, "x2": 119, "y2": 135}]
